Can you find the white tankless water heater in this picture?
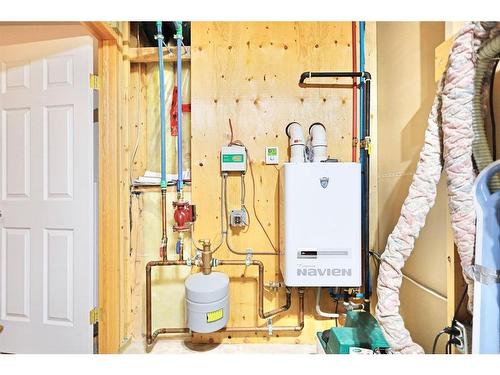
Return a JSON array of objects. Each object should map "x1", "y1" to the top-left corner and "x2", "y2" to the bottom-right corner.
[{"x1": 279, "y1": 162, "x2": 361, "y2": 287}]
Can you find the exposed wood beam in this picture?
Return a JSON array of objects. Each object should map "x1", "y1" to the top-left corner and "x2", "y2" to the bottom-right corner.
[
  {"x1": 127, "y1": 46, "x2": 191, "y2": 63},
  {"x1": 81, "y1": 21, "x2": 120, "y2": 42}
]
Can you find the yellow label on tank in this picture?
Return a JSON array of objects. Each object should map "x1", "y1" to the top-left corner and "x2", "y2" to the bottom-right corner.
[{"x1": 206, "y1": 308, "x2": 223, "y2": 323}]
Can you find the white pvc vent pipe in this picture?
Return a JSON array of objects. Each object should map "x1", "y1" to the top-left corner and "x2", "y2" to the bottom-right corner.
[
  {"x1": 286, "y1": 122, "x2": 306, "y2": 163},
  {"x1": 309, "y1": 122, "x2": 328, "y2": 162}
]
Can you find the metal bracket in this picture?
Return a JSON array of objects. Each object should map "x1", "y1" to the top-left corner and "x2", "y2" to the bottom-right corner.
[
  {"x1": 245, "y1": 249, "x2": 253, "y2": 266},
  {"x1": 267, "y1": 318, "x2": 273, "y2": 336},
  {"x1": 360, "y1": 136, "x2": 372, "y2": 155}
]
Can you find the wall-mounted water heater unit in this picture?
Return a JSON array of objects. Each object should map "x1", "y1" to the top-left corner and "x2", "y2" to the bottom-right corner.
[{"x1": 279, "y1": 162, "x2": 361, "y2": 287}]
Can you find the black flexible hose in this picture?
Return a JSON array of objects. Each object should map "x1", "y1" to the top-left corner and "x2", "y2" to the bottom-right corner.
[{"x1": 489, "y1": 56, "x2": 498, "y2": 159}]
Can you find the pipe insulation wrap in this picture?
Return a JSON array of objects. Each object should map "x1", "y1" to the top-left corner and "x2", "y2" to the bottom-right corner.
[
  {"x1": 376, "y1": 22, "x2": 500, "y2": 354},
  {"x1": 309, "y1": 122, "x2": 328, "y2": 162},
  {"x1": 286, "y1": 122, "x2": 306, "y2": 163}
]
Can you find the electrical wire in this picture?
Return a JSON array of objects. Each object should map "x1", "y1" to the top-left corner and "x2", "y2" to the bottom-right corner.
[
  {"x1": 224, "y1": 173, "x2": 277, "y2": 256},
  {"x1": 240, "y1": 173, "x2": 250, "y2": 229},
  {"x1": 209, "y1": 173, "x2": 227, "y2": 253},
  {"x1": 247, "y1": 154, "x2": 278, "y2": 253},
  {"x1": 130, "y1": 25, "x2": 143, "y2": 186},
  {"x1": 225, "y1": 118, "x2": 279, "y2": 255},
  {"x1": 432, "y1": 329, "x2": 447, "y2": 354},
  {"x1": 452, "y1": 284, "x2": 469, "y2": 322},
  {"x1": 370, "y1": 250, "x2": 447, "y2": 302}
]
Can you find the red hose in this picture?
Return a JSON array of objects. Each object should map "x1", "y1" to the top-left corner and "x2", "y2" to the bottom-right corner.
[{"x1": 351, "y1": 21, "x2": 358, "y2": 162}]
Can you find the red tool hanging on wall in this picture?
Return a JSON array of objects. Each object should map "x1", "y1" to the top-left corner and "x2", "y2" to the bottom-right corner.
[{"x1": 170, "y1": 85, "x2": 191, "y2": 136}]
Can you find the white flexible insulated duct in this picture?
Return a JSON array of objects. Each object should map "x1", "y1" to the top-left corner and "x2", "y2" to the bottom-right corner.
[
  {"x1": 472, "y1": 27, "x2": 500, "y2": 190},
  {"x1": 286, "y1": 122, "x2": 306, "y2": 163},
  {"x1": 309, "y1": 122, "x2": 328, "y2": 162},
  {"x1": 376, "y1": 22, "x2": 499, "y2": 354}
]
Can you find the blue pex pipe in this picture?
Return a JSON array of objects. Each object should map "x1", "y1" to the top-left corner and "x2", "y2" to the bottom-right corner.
[
  {"x1": 156, "y1": 21, "x2": 167, "y2": 189},
  {"x1": 359, "y1": 21, "x2": 370, "y2": 297},
  {"x1": 176, "y1": 22, "x2": 184, "y2": 192}
]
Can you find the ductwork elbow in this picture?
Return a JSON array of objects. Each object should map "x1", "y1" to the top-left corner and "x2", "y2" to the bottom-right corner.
[
  {"x1": 286, "y1": 122, "x2": 305, "y2": 163},
  {"x1": 309, "y1": 122, "x2": 328, "y2": 162}
]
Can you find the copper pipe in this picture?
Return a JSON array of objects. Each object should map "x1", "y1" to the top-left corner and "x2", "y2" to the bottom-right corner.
[
  {"x1": 151, "y1": 327, "x2": 189, "y2": 342},
  {"x1": 218, "y1": 259, "x2": 292, "y2": 320},
  {"x1": 220, "y1": 288, "x2": 304, "y2": 333},
  {"x1": 146, "y1": 259, "x2": 189, "y2": 345},
  {"x1": 298, "y1": 83, "x2": 355, "y2": 89},
  {"x1": 160, "y1": 189, "x2": 168, "y2": 260},
  {"x1": 146, "y1": 259, "x2": 298, "y2": 345}
]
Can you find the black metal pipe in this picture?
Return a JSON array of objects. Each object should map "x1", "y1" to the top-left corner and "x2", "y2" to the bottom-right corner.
[
  {"x1": 362, "y1": 72, "x2": 371, "y2": 305},
  {"x1": 299, "y1": 71, "x2": 364, "y2": 84},
  {"x1": 299, "y1": 70, "x2": 373, "y2": 306}
]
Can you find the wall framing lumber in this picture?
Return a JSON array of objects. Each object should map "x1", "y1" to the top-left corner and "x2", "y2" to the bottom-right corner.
[
  {"x1": 82, "y1": 21, "x2": 119, "y2": 42},
  {"x1": 98, "y1": 38, "x2": 121, "y2": 353},
  {"x1": 127, "y1": 46, "x2": 191, "y2": 63}
]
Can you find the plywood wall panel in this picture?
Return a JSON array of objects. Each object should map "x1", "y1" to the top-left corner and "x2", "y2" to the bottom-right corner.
[{"x1": 190, "y1": 22, "x2": 377, "y2": 343}]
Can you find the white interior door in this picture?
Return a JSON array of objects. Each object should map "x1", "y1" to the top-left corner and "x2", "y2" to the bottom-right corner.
[{"x1": 0, "y1": 35, "x2": 95, "y2": 353}]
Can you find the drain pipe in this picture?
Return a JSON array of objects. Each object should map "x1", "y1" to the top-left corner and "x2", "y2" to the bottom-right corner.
[
  {"x1": 285, "y1": 122, "x2": 306, "y2": 163},
  {"x1": 156, "y1": 21, "x2": 168, "y2": 260}
]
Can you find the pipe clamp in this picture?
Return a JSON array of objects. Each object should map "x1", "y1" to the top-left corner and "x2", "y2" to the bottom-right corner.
[
  {"x1": 267, "y1": 318, "x2": 273, "y2": 335},
  {"x1": 245, "y1": 249, "x2": 253, "y2": 266}
]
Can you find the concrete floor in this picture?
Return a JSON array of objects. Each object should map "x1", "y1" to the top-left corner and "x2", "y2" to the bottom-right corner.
[{"x1": 122, "y1": 338, "x2": 319, "y2": 354}]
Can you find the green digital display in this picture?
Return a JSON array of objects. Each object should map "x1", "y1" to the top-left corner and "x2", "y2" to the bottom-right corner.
[
  {"x1": 222, "y1": 154, "x2": 244, "y2": 163},
  {"x1": 267, "y1": 148, "x2": 277, "y2": 156}
]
